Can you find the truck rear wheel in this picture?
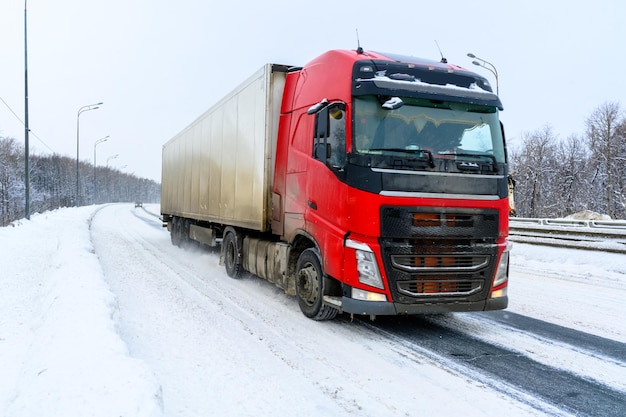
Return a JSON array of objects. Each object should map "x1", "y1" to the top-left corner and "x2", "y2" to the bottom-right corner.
[
  {"x1": 223, "y1": 229, "x2": 243, "y2": 278},
  {"x1": 170, "y1": 217, "x2": 182, "y2": 247},
  {"x1": 295, "y1": 248, "x2": 338, "y2": 320},
  {"x1": 171, "y1": 217, "x2": 192, "y2": 248}
]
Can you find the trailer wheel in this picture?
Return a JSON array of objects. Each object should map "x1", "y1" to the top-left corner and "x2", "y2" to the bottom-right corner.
[
  {"x1": 170, "y1": 217, "x2": 182, "y2": 247},
  {"x1": 223, "y1": 230, "x2": 243, "y2": 278},
  {"x1": 171, "y1": 217, "x2": 192, "y2": 248},
  {"x1": 295, "y1": 248, "x2": 338, "y2": 320}
]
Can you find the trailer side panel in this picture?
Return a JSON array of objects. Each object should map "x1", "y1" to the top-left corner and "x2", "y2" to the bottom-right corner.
[{"x1": 161, "y1": 64, "x2": 288, "y2": 232}]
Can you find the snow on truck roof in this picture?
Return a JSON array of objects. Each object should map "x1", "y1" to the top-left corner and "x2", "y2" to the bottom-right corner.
[{"x1": 299, "y1": 49, "x2": 503, "y2": 110}]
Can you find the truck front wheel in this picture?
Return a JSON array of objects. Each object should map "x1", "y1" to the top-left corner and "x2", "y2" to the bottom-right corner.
[
  {"x1": 295, "y1": 248, "x2": 338, "y2": 320},
  {"x1": 223, "y1": 229, "x2": 243, "y2": 278}
]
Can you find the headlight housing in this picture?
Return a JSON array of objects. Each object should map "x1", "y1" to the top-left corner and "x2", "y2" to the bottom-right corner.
[
  {"x1": 346, "y1": 239, "x2": 384, "y2": 289},
  {"x1": 493, "y1": 241, "x2": 511, "y2": 288}
]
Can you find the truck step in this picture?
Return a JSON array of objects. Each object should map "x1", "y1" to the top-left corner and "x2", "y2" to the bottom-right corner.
[{"x1": 323, "y1": 295, "x2": 343, "y2": 309}]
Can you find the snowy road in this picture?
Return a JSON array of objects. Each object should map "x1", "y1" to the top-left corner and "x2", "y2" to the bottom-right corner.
[
  {"x1": 361, "y1": 313, "x2": 625, "y2": 416},
  {"x1": 86, "y1": 204, "x2": 626, "y2": 416}
]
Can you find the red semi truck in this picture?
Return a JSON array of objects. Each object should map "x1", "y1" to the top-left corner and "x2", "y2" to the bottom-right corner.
[{"x1": 161, "y1": 49, "x2": 510, "y2": 320}]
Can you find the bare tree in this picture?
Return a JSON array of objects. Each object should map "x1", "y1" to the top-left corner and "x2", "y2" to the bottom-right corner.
[
  {"x1": 510, "y1": 125, "x2": 558, "y2": 217},
  {"x1": 552, "y1": 134, "x2": 590, "y2": 217},
  {"x1": 614, "y1": 118, "x2": 626, "y2": 215},
  {"x1": 586, "y1": 101, "x2": 625, "y2": 218},
  {"x1": 0, "y1": 137, "x2": 24, "y2": 226}
]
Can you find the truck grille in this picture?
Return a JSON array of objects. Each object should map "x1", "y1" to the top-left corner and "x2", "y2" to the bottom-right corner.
[{"x1": 380, "y1": 207, "x2": 499, "y2": 303}]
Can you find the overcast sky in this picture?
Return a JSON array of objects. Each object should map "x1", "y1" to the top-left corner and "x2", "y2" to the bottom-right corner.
[{"x1": 0, "y1": 0, "x2": 624, "y2": 182}]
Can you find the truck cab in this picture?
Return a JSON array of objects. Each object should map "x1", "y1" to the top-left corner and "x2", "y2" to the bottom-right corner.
[{"x1": 273, "y1": 50, "x2": 510, "y2": 319}]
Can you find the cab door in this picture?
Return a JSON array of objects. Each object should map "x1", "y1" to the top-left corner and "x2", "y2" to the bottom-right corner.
[{"x1": 305, "y1": 102, "x2": 348, "y2": 279}]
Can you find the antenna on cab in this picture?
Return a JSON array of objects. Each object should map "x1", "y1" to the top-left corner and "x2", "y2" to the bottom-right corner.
[
  {"x1": 356, "y1": 29, "x2": 364, "y2": 54},
  {"x1": 435, "y1": 40, "x2": 447, "y2": 63}
]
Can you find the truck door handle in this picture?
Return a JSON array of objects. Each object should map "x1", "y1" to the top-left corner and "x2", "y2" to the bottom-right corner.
[{"x1": 308, "y1": 200, "x2": 317, "y2": 210}]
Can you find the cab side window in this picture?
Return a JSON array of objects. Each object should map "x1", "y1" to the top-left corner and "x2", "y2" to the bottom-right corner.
[{"x1": 313, "y1": 103, "x2": 346, "y2": 169}]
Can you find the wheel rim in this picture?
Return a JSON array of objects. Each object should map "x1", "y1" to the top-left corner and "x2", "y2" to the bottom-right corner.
[{"x1": 297, "y1": 262, "x2": 320, "y2": 306}]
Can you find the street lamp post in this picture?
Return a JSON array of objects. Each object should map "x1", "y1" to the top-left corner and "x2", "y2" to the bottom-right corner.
[
  {"x1": 93, "y1": 135, "x2": 109, "y2": 204},
  {"x1": 467, "y1": 53, "x2": 499, "y2": 96},
  {"x1": 106, "y1": 154, "x2": 119, "y2": 202},
  {"x1": 76, "y1": 102, "x2": 103, "y2": 206},
  {"x1": 117, "y1": 165, "x2": 130, "y2": 201},
  {"x1": 106, "y1": 154, "x2": 119, "y2": 168}
]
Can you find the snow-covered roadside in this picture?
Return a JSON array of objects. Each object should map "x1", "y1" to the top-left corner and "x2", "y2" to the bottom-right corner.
[
  {"x1": 0, "y1": 206, "x2": 163, "y2": 417},
  {"x1": 507, "y1": 242, "x2": 626, "y2": 343}
]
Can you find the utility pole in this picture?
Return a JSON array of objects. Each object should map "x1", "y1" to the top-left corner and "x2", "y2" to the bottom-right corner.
[{"x1": 24, "y1": 0, "x2": 30, "y2": 219}]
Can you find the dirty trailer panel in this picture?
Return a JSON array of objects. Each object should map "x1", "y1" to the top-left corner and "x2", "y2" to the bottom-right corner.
[{"x1": 161, "y1": 64, "x2": 288, "y2": 232}]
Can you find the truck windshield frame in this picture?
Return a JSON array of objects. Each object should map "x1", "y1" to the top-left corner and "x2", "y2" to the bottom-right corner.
[{"x1": 352, "y1": 95, "x2": 506, "y2": 165}]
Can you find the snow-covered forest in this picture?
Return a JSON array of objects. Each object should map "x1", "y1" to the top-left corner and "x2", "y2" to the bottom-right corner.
[
  {"x1": 1, "y1": 101, "x2": 625, "y2": 226},
  {"x1": 0, "y1": 137, "x2": 160, "y2": 226},
  {"x1": 510, "y1": 101, "x2": 626, "y2": 219}
]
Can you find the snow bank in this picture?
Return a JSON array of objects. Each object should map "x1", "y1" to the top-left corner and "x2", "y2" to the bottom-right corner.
[
  {"x1": 564, "y1": 210, "x2": 612, "y2": 221},
  {"x1": 0, "y1": 207, "x2": 163, "y2": 417}
]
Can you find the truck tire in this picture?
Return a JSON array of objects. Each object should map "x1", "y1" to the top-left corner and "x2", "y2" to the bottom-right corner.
[
  {"x1": 223, "y1": 229, "x2": 243, "y2": 278},
  {"x1": 171, "y1": 217, "x2": 192, "y2": 248},
  {"x1": 170, "y1": 217, "x2": 182, "y2": 247},
  {"x1": 179, "y1": 218, "x2": 193, "y2": 249},
  {"x1": 295, "y1": 248, "x2": 338, "y2": 320}
]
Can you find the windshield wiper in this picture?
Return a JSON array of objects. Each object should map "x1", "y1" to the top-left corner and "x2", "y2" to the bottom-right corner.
[
  {"x1": 438, "y1": 151, "x2": 498, "y2": 173},
  {"x1": 368, "y1": 148, "x2": 435, "y2": 168}
]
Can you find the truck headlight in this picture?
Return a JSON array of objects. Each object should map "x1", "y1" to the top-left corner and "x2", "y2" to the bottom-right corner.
[
  {"x1": 493, "y1": 242, "x2": 511, "y2": 288},
  {"x1": 346, "y1": 239, "x2": 384, "y2": 290}
]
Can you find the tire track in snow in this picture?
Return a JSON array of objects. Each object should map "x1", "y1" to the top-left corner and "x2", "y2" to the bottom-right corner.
[{"x1": 358, "y1": 315, "x2": 626, "y2": 417}]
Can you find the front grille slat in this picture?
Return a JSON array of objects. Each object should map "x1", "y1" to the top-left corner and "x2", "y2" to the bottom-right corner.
[
  {"x1": 397, "y1": 279, "x2": 483, "y2": 297},
  {"x1": 391, "y1": 254, "x2": 490, "y2": 272}
]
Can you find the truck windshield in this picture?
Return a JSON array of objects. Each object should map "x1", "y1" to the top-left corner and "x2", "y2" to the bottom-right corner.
[{"x1": 353, "y1": 96, "x2": 506, "y2": 163}]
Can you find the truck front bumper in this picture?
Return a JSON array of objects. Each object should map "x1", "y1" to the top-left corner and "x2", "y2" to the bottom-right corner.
[{"x1": 340, "y1": 295, "x2": 508, "y2": 316}]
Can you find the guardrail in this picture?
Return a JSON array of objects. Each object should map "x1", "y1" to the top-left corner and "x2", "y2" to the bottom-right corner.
[
  {"x1": 508, "y1": 217, "x2": 626, "y2": 253},
  {"x1": 510, "y1": 217, "x2": 626, "y2": 230}
]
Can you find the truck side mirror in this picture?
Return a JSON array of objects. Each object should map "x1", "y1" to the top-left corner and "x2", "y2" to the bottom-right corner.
[
  {"x1": 314, "y1": 107, "x2": 329, "y2": 139},
  {"x1": 314, "y1": 143, "x2": 331, "y2": 160}
]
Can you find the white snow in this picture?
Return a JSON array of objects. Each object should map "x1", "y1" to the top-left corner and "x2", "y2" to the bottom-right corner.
[
  {"x1": 368, "y1": 74, "x2": 498, "y2": 99},
  {"x1": 1, "y1": 207, "x2": 162, "y2": 417},
  {"x1": 1, "y1": 204, "x2": 625, "y2": 416}
]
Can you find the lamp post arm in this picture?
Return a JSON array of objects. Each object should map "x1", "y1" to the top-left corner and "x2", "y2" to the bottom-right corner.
[
  {"x1": 468, "y1": 53, "x2": 499, "y2": 96},
  {"x1": 478, "y1": 58, "x2": 498, "y2": 79}
]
